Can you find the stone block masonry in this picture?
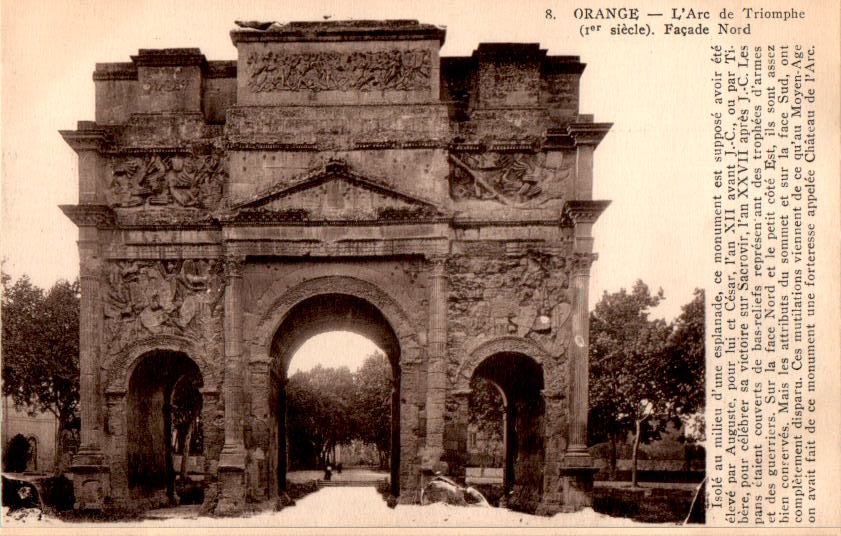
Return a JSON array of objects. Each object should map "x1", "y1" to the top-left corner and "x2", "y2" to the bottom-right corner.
[{"x1": 60, "y1": 19, "x2": 611, "y2": 515}]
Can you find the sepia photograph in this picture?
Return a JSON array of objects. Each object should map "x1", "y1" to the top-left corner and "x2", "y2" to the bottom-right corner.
[{"x1": 1, "y1": 0, "x2": 837, "y2": 531}]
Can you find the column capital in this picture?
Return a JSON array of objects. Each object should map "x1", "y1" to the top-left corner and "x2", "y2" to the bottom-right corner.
[
  {"x1": 571, "y1": 252, "x2": 598, "y2": 276},
  {"x1": 224, "y1": 255, "x2": 246, "y2": 279},
  {"x1": 428, "y1": 254, "x2": 448, "y2": 272},
  {"x1": 79, "y1": 255, "x2": 103, "y2": 280},
  {"x1": 562, "y1": 200, "x2": 611, "y2": 226},
  {"x1": 566, "y1": 122, "x2": 612, "y2": 147}
]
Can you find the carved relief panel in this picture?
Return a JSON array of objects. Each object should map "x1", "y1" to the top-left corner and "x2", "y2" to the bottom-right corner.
[
  {"x1": 448, "y1": 248, "x2": 572, "y2": 358},
  {"x1": 245, "y1": 49, "x2": 432, "y2": 93},
  {"x1": 448, "y1": 151, "x2": 572, "y2": 207},
  {"x1": 102, "y1": 259, "x2": 225, "y2": 357},
  {"x1": 105, "y1": 152, "x2": 227, "y2": 210}
]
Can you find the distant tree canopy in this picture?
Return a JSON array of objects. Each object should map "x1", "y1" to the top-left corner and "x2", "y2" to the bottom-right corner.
[
  {"x1": 588, "y1": 281, "x2": 705, "y2": 485},
  {"x1": 2, "y1": 273, "x2": 81, "y2": 472},
  {"x1": 286, "y1": 352, "x2": 394, "y2": 469},
  {"x1": 352, "y1": 352, "x2": 393, "y2": 468},
  {"x1": 468, "y1": 376, "x2": 505, "y2": 467}
]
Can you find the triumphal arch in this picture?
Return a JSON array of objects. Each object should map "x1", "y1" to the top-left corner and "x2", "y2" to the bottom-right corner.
[{"x1": 60, "y1": 20, "x2": 610, "y2": 515}]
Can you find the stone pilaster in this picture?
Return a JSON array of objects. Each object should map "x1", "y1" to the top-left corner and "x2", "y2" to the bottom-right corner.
[
  {"x1": 422, "y1": 255, "x2": 448, "y2": 474},
  {"x1": 60, "y1": 126, "x2": 113, "y2": 510},
  {"x1": 444, "y1": 389, "x2": 471, "y2": 482},
  {"x1": 567, "y1": 251, "x2": 594, "y2": 456},
  {"x1": 71, "y1": 231, "x2": 112, "y2": 509},
  {"x1": 217, "y1": 255, "x2": 247, "y2": 514},
  {"x1": 538, "y1": 200, "x2": 609, "y2": 514}
]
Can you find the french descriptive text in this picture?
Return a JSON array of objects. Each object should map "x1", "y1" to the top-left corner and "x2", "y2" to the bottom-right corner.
[{"x1": 708, "y1": 43, "x2": 818, "y2": 525}]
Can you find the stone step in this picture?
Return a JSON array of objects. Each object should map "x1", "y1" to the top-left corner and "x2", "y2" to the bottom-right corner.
[{"x1": 316, "y1": 479, "x2": 386, "y2": 488}]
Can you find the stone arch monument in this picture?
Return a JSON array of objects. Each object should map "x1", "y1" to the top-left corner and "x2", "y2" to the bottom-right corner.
[{"x1": 60, "y1": 20, "x2": 610, "y2": 515}]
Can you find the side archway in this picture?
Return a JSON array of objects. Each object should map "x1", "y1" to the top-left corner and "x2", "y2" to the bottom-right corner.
[
  {"x1": 104, "y1": 335, "x2": 217, "y2": 395},
  {"x1": 454, "y1": 336, "x2": 551, "y2": 394},
  {"x1": 455, "y1": 336, "x2": 549, "y2": 513}
]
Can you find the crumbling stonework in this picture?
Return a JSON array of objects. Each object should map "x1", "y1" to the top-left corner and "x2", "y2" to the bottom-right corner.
[{"x1": 60, "y1": 20, "x2": 610, "y2": 515}]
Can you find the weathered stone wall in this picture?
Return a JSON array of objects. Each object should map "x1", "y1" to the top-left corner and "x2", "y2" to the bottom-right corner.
[{"x1": 61, "y1": 19, "x2": 611, "y2": 515}]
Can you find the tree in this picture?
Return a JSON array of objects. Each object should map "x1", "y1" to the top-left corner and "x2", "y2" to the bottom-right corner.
[
  {"x1": 2, "y1": 274, "x2": 81, "y2": 472},
  {"x1": 664, "y1": 289, "x2": 706, "y2": 470},
  {"x1": 588, "y1": 280, "x2": 671, "y2": 486},
  {"x1": 468, "y1": 376, "x2": 505, "y2": 470},
  {"x1": 286, "y1": 364, "x2": 356, "y2": 468},
  {"x1": 352, "y1": 352, "x2": 393, "y2": 468},
  {"x1": 664, "y1": 288, "x2": 705, "y2": 420}
]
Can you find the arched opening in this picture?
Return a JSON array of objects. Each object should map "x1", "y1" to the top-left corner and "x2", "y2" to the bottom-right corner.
[
  {"x1": 3, "y1": 434, "x2": 31, "y2": 473},
  {"x1": 469, "y1": 352, "x2": 544, "y2": 510},
  {"x1": 269, "y1": 293, "x2": 401, "y2": 498},
  {"x1": 127, "y1": 350, "x2": 203, "y2": 503}
]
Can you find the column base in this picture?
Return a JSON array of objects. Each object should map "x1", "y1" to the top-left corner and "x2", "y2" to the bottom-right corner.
[
  {"x1": 536, "y1": 455, "x2": 596, "y2": 515},
  {"x1": 420, "y1": 447, "x2": 448, "y2": 474},
  {"x1": 71, "y1": 448, "x2": 111, "y2": 510},
  {"x1": 215, "y1": 446, "x2": 247, "y2": 515}
]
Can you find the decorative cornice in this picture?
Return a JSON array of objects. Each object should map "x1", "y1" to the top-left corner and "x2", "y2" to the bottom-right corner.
[
  {"x1": 130, "y1": 48, "x2": 207, "y2": 68},
  {"x1": 59, "y1": 126, "x2": 111, "y2": 152},
  {"x1": 60, "y1": 204, "x2": 116, "y2": 227},
  {"x1": 103, "y1": 146, "x2": 193, "y2": 155},
  {"x1": 92, "y1": 64, "x2": 137, "y2": 81},
  {"x1": 233, "y1": 158, "x2": 440, "y2": 212},
  {"x1": 562, "y1": 200, "x2": 611, "y2": 225},
  {"x1": 230, "y1": 20, "x2": 446, "y2": 45},
  {"x1": 226, "y1": 141, "x2": 319, "y2": 152},
  {"x1": 566, "y1": 122, "x2": 612, "y2": 147}
]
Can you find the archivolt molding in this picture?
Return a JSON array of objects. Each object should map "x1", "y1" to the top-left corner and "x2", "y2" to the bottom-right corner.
[
  {"x1": 250, "y1": 266, "x2": 420, "y2": 361},
  {"x1": 453, "y1": 335, "x2": 551, "y2": 393},
  {"x1": 103, "y1": 334, "x2": 215, "y2": 393}
]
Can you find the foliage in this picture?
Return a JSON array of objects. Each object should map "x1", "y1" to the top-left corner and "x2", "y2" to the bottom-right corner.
[
  {"x1": 286, "y1": 364, "x2": 356, "y2": 469},
  {"x1": 352, "y1": 353, "x2": 393, "y2": 468},
  {"x1": 468, "y1": 376, "x2": 505, "y2": 466},
  {"x1": 589, "y1": 282, "x2": 706, "y2": 484},
  {"x1": 2, "y1": 273, "x2": 80, "y2": 471},
  {"x1": 286, "y1": 352, "x2": 395, "y2": 470},
  {"x1": 588, "y1": 280, "x2": 671, "y2": 484},
  {"x1": 664, "y1": 289, "x2": 706, "y2": 434}
]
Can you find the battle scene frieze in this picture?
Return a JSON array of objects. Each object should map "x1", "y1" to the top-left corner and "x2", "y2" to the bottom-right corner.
[
  {"x1": 106, "y1": 152, "x2": 227, "y2": 210},
  {"x1": 102, "y1": 259, "x2": 225, "y2": 357},
  {"x1": 448, "y1": 151, "x2": 572, "y2": 207},
  {"x1": 245, "y1": 49, "x2": 431, "y2": 93}
]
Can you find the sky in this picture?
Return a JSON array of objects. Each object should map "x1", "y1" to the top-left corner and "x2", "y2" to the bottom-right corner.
[{"x1": 1, "y1": 0, "x2": 710, "y2": 371}]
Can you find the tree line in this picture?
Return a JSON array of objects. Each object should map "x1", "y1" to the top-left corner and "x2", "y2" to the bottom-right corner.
[
  {"x1": 589, "y1": 281, "x2": 705, "y2": 485},
  {"x1": 286, "y1": 353, "x2": 393, "y2": 470},
  {"x1": 2, "y1": 273, "x2": 81, "y2": 472}
]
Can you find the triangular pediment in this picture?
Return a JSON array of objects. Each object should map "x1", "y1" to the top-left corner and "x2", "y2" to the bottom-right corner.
[{"x1": 232, "y1": 160, "x2": 442, "y2": 222}]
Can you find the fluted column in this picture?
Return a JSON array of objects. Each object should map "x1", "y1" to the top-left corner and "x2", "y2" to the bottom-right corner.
[
  {"x1": 221, "y1": 255, "x2": 246, "y2": 457},
  {"x1": 217, "y1": 254, "x2": 247, "y2": 514},
  {"x1": 77, "y1": 230, "x2": 104, "y2": 453},
  {"x1": 567, "y1": 252, "x2": 595, "y2": 455},
  {"x1": 423, "y1": 255, "x2": 448, "y2": 471}
]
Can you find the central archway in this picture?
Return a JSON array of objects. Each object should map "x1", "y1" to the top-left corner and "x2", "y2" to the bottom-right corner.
[{"x1": 268, "y1": 293, "x2": 401, "y2": 497}]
